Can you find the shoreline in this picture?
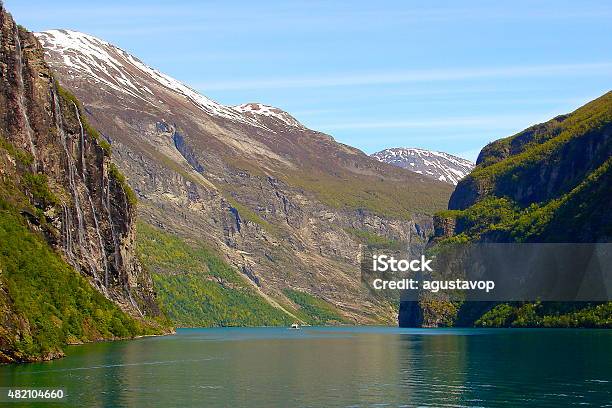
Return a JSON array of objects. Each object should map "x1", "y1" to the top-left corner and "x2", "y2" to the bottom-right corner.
[{"x1": 3, "y1": 325, "x2": 610, "y2": 366}]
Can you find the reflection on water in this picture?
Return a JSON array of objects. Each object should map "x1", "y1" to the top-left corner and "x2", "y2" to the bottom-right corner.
[{"x1": 1, "y1": 327, "x2": 611, "y2": 407}]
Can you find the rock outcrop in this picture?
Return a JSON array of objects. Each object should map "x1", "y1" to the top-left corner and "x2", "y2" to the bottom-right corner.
[{"x1": 0, "y1": 7, "x2": 165, "y2": 362}]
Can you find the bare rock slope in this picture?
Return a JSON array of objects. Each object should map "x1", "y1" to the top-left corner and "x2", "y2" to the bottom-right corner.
[{"x1": 36, "y1": 29, "x2": 453, "y2": 324}]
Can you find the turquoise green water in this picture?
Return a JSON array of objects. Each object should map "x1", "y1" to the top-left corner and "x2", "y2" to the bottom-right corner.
[{"x1": 1, "y1": 327, "x2": 610, "y2": 407}]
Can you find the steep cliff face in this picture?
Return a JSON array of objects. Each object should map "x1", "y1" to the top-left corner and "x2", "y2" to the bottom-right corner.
[
  {"x1": 36, "y1": 29, "x2": 452, "y2": 324},
  {"x1": 400, "y1": 92, "x2": 612, "y2": 327},
  {"x1": 446, "y1": 92, "x2": 611, "y2": 243},
  {"x1": 0, "y1": 8, "x2": 165, "y2": 362}
]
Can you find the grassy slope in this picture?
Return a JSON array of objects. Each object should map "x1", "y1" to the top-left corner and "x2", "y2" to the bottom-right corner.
[
  {"x1": 0, "y1": 205, "x2": 161, "y2": 362},
  {"x1": 136, "y1": 222, "x2": 353, "y2": 326},
  {"x1": 471, "y1": 91, "x2": 612, "y2": 181},
  {"x1": 433, "y1": 93, "x2": 612, "y2": 327},
  {"x1": 136, "y1": 222, "x2": 293, "y2": 326},
  {"x1": 282, "y1": 289, "x2": 347, "y2": 325},
  {"x1": 439, "y1": 157, "x2": 612, "y2": 243},
  {"x1": 285, "y1": 168, "x2": 451, "y2": 219}
]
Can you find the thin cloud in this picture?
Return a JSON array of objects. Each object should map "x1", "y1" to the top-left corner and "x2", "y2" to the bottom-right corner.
[
  {"x1": 195, "y1": 63, "x2": 612, "y2": 91},
  {"x1": 317, "y1": 113, "x2": 558, "y2": 131}
]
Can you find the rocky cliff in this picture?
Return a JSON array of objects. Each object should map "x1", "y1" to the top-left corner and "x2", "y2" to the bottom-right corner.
[
  {"x1": 0, "y1": 8, "x2": 166, "y2": 363},
  {"x1": 400, "y1": 92, "x2": 612, "y2": 327},
  {"x1": 36, "y1": 29, "x2": 453, "y2": 325}
]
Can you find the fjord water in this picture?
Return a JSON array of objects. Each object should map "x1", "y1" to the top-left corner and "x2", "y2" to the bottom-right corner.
[{"x1": 1, "y1": 328, "x2": 610, "y2": 407}]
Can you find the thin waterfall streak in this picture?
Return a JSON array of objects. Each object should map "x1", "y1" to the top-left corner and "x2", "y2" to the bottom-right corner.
[
  {"x1": 72, "y1": 102, "x2": 87, "y2": 181},
  {"x1": 87, "y1": 192, "x2": 109, "y2": 290},
  {"x1": 73, "y1": 102, "x2": 107, "y2": 287},
  {"x1": 14, "y1": 27, "x2": 37, "y2": 170},
  {"x1": 61, "y1": 202, "x2": 74, "y2": 262},
  {"x1": 102, "y1": 174, "x2": 121, "y2": 273},
  {"x1": 127, "y1": 288, "x2": 143, "y2": 317}
]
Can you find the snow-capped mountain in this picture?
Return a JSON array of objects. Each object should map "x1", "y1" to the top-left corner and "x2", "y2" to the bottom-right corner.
[
  {"x1": 34, "y1": 30, "x2": 304, "y2": 131},
  {"x1": 371, "y1": 148, "x2": 474, "y2": 185}
]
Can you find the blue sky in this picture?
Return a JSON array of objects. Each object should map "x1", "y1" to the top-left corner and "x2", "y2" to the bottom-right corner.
[{"x1": 7, "y1": 0, "x2": 612, "y2": 160}]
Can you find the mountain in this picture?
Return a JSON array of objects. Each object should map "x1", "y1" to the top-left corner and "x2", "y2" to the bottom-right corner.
[
  {"x1": 35, "y1": 29, "x2": 453, "y2": 325},
  {"x1": 446, "y1": 92, "x2": 611, "y2": 243},
  {"x1": 400, "y1": 91, "x2": 612, "y2": 328},
  {"x1": 0, "y1": 9, "x2": 169, "y2": 363},
  {"x1": 371, "y1": 148, "x2": 474, "y2": 185}
]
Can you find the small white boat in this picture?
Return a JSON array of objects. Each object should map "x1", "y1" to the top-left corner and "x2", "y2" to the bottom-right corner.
[{"x1": 289, "y1": 322, "x2": 300, "y2": 329}]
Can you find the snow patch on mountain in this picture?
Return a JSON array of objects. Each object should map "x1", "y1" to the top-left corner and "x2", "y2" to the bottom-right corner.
[
  {"x1": 372, "y1": 147, "x2": 474, "y2": 185},
  {"x1": 34, "y1": 30, "x2": 303, "y2": 132},
  {"x1": 233, "y1": 103, "x2": 305, "y2": 129}
]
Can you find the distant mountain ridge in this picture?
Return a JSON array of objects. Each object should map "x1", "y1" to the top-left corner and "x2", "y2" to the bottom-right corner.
[{"x1": 371, "y1": 147, "x2": 474, "y2": 185}]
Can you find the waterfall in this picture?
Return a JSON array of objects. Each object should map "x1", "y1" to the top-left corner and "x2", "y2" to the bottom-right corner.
[
  {"x1": 61, "y1": 202, "x2": 74, "y2": 262},
  {"x1": 52, "y1": 88, "x2": 101, "y2": 285},
  {"x1": 72, "y1": 102, "x2": 110, "y2": 291},
  {"x1": 72, "y1": 103, "x2": 87, "y2": 181},
  {"x1": 13, "y1": 27, "x2": 37, "y2": 170},
  {"x1": 102, "y1": 174, "x2": 121, "y2": 274},
  {"x1": 101, "y1": 170, "x2": 142, "y2": 316},
  {"x1": 51, "y1": 87, "x2": 141, "y2": 311},
  {"x1": 87, "y1": 193, "x2": 110, "y2": 290},
  {"x1": 127, "y1": 288, "x2": 143, "y2": 317}
]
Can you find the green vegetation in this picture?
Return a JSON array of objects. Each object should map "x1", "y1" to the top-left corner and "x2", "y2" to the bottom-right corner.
[
  {"x1": 152, "y1": 274, "x2": 292, "y2": 327},
  {"x1": 438, "y1": 157, "x2": 612, "y2": 243},
  {"x1": 21, "y1": 173, "x2": 59, "y2": 207},
  {"x1": 136, "y1": 222, "x2": 293, "y2": 327},
  {"x1": 55, "y1": 80, "x2": 112, "y2": 155},
  {"x1": 438, "y1": 196, "x2": 520, "y2": 241},
  {"x1": 286, "y1": 170, "x2": 451, "y2": 219},
  {"x1": 0, "y1": 135, "x2": 33, "y2": 166},
  {"x1": 283, "y1": 289, "x2": 347, "y2": 325},
  {"x1": 428, "y1": 92, "x2": 612, "y2": 328},
  {"x1": 470, "y1": 91, "x2": 612, "y2": 181},
  {"x1": 344, "y1": 227, "x2": 402, "y2": 250},
  {"x1": 0, "y1": 203, "x2": 156, "y2": 361},
  {"x1": 109, "y1": 162, "x2": 138, "y2": 206},
  {"x1": 419, "y1": 298, "x2": 460, "y2": 328},
  {"x1": 476, "y1": 302, "x2": 612, "y2": 328}
]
